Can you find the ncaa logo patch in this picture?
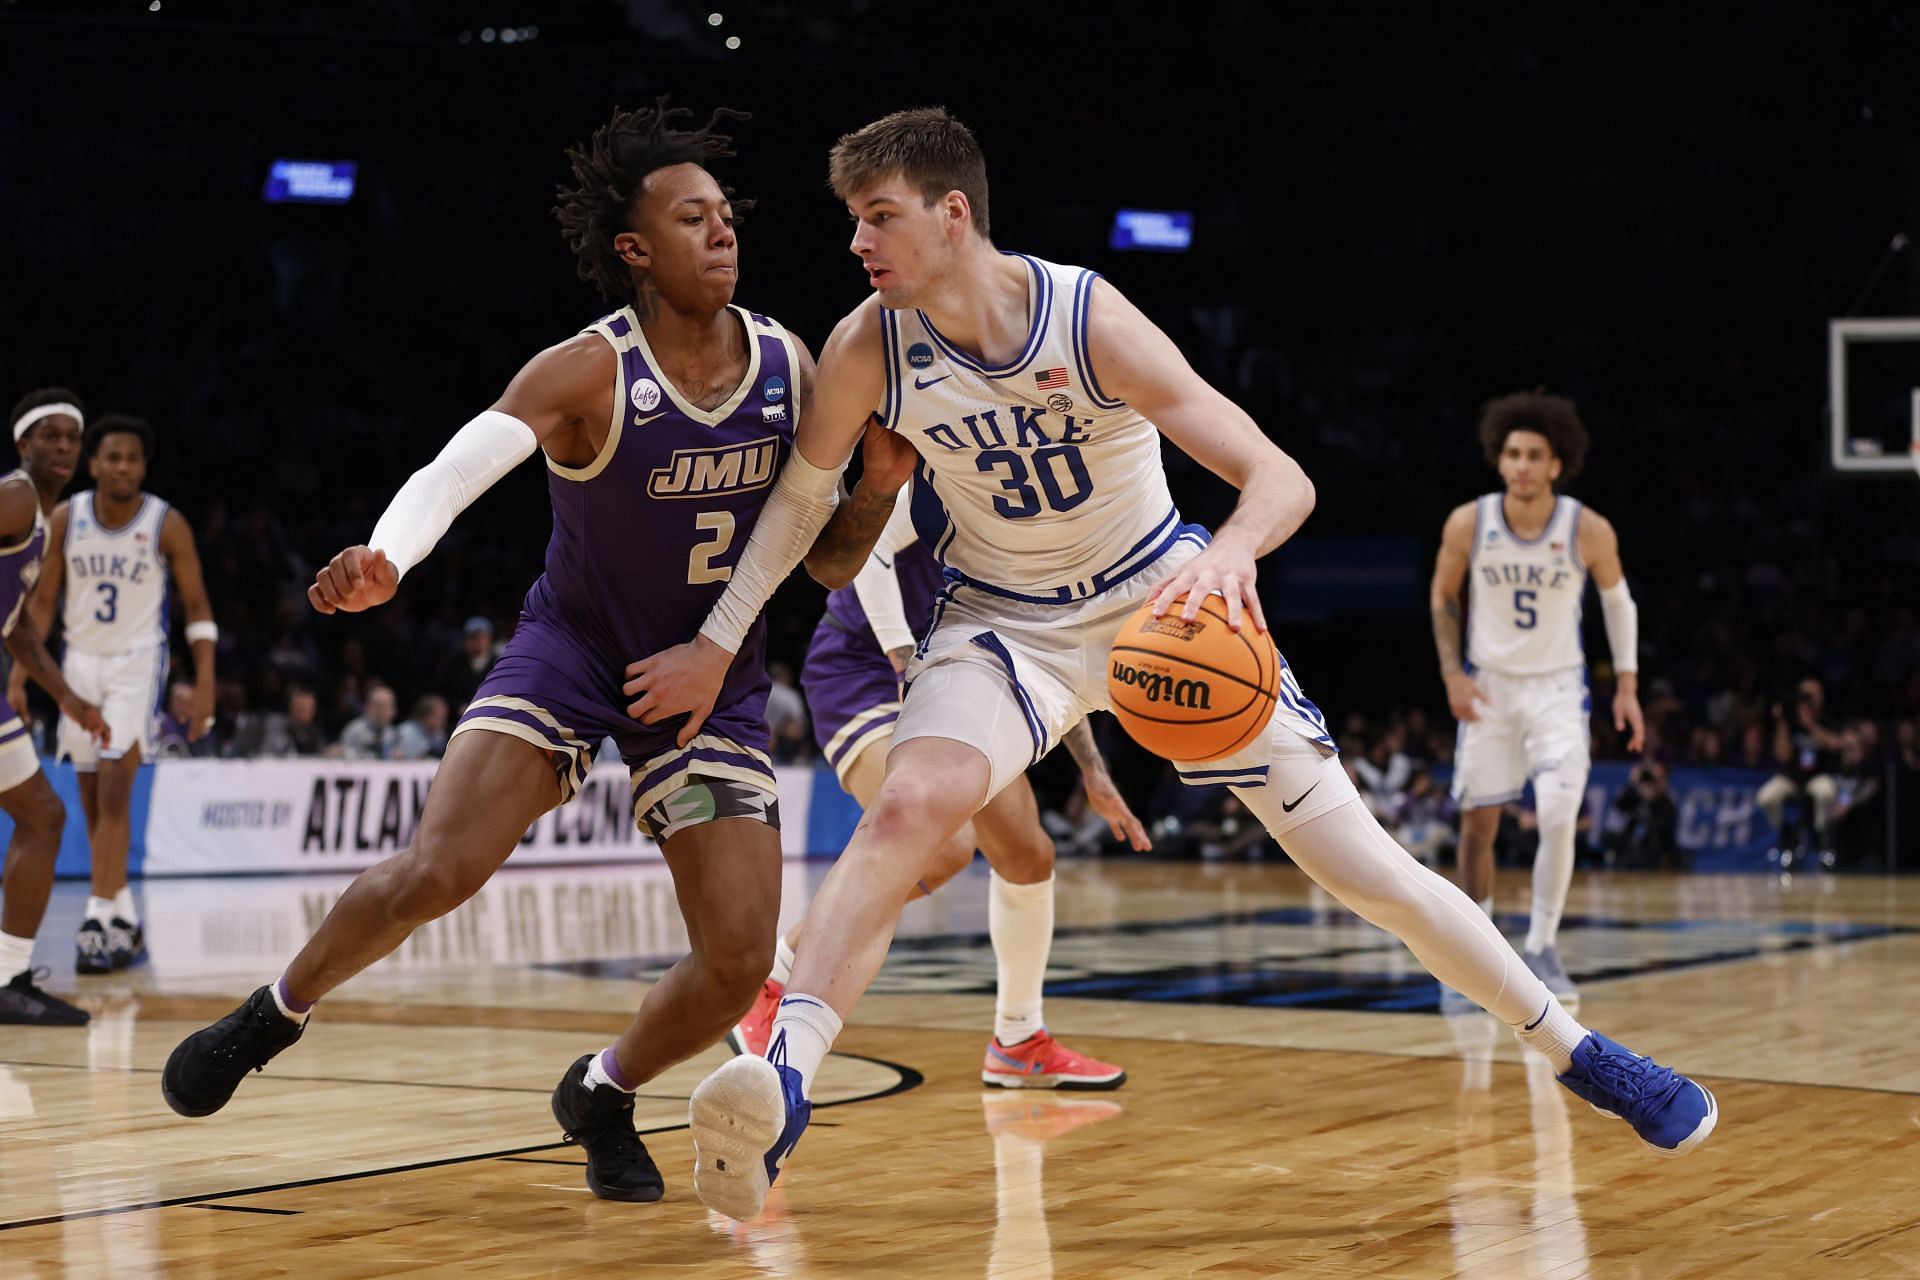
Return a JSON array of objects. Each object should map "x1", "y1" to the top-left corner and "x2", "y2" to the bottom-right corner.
[
  {"x1": 763, "y1": 376, "x2": 786, "y2": 402},
  {"x1": 630, "y1": 378, "x2": 663, "y2": 413},
  {"x1": 906, "y1": 342, "x2": 935, "y2": 370}
]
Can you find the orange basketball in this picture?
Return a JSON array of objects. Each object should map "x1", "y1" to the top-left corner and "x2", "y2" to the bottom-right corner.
[{"x1": 1106, "y1": 594, "x2": 1278, "y2": 761}]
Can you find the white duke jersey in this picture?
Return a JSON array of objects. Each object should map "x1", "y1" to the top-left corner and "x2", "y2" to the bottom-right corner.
[
  {"x1": 881, "y1": 253, "x2": 1180, "y2": 602},
  {"x1": 62, "y1": 491, "x2": 171, "y2": 654},
  {"x1": 1465, "y1": 492, "x2": 1587, "y2": 676}
]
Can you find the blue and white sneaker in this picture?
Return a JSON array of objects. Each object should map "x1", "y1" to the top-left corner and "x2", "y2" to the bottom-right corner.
[
  {"x1": 1556, "y1": 1031, "x2": 1718, "y2": 1156},
  {"x1": 690, "y1": 1055, "x2": 811, "y2": 1222}
]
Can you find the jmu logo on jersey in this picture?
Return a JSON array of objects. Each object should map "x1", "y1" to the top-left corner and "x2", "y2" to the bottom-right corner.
[
  {"x1": 1478, "y1": 563, "x2": 1574, "y2": 591},
  {"x1": 919, "y1": 405, "x2": 1092, "y2": 453},
  {"x1": 69, "y1": 552, "x2": 155, "y2": 585},
  {"x1": 1110, "y1": 658, "x2": 1213, "y2": 710},
  {"x1": 646, "y1": 436, "x2": 780, "y2": 499}
]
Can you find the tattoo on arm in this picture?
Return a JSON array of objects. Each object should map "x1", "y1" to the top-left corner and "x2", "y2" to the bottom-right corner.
[
  {"x1": 1063, "y1": 718, "x2": 1107, "y2": 776},
  {"x1": 1432, "y1": 598, "x2": 1465, "y2": 677},
  {"x1": 805, "y1": 484, "x2": 898, "y2": 586}
]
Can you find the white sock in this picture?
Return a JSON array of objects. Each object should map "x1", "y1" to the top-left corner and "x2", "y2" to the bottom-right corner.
[
  {"x1": 766, "y1": 993, "x2": 842, "y2": 1095},
  {"x1": 0, "y1": 931, "x2": 34, "y2": 983},
  {"x1": 990, "y1": 872, "x2": 1053, "y2": 1047},
  {"x1": 583, "y1": 1046, "x2": 635, "y2": 1093},
  {"x1": 769, "y1": 934, "x2": 795, "y2": 986},
  {"x1": 112, "y1": 885, "x2": 138, "y2": 925},
  {"x1": 86, "y1": 896, "x2": 114, "y2": 925},
  {"x1": 1511, "y1": 997, "x2": 1590, "y2": 1074},
  {"x1": 269, "y1": 977, "x2": 313, "y2": 1026},
  {"x1": 1524, "y1": 826, "x2": 1576, "y2": 953}
]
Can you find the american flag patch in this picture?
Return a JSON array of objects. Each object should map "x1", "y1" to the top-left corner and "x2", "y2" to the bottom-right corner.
[{"x1": 1035, "y1": 368, "x2": 1069, "y2": 391}]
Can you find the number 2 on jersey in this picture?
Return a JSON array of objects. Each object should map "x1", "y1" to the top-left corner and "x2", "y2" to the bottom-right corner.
[
  {"x1": 687, "y1": 511, "x2": 735, "y2": 585},
  {"x1": 976, "y1": 445, "x2": 1093, "y2": 518}
]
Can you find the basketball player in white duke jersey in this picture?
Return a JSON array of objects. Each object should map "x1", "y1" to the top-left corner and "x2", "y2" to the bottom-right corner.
[
  {"x1": 22, "y1": 415, "x2": 219, "y2": 974},
  {"x1": 1430, "y1": 392, "x2": 1645, "y2": 1012},
  {"x1": 626, "y1": 108, "x2": 1715, "y2": 1221}
]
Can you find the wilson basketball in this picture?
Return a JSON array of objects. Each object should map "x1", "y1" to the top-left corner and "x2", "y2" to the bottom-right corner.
[{"x1": 1107, "y1": 594, "x2": 1279, "y2": 761}]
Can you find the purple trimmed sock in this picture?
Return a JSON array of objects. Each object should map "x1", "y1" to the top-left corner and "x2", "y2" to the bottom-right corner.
[
  {"x1": 598, "y1": 1046, "x2": 636, "y2": 1092},
  {"x1": 276, "y1": 975, "x2": 316, "y2": 1015}
]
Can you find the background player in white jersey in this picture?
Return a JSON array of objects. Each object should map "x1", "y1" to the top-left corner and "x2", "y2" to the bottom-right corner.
[
  {"x1": 1430, "y1": 392, "x2": 1644, "y2": 1012},
  {"x1": 0, "y1": 395, "x2": 111, "y2": 1024},
  {"x1": 626, "y1": 108, "x2": 1716, "y2": 1221},
  {"x1": 20, "y1": 415, "x2": 218, "y2": 973},
  {"x1": 726, "y1": 497, "x2": 1148, "y2": 1087}
]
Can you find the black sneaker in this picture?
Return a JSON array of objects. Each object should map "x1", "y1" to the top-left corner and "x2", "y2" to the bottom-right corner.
[
  {"x1": 109, "y1": 918, "x2": 147, "y2": 969},
  {"x1": 161, "y1": 985, "x2": 305, "y2": 1117},
  {"x1": 0, "y1": 967, "x2": 91, "y2": 1025},
  {"x1": 76, "y1": 920, "x2": 113, "y2": 974},
  {"x1": 551, "y1": 1053, "x2": 665, "y2": 1202}
]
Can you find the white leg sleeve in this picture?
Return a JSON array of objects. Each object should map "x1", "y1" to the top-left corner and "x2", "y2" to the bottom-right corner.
[
  {"x1": 1525, "y1": 760, "x2": 1586, "y2": 952},
  {"x1": 1243, "y1": 794, "x2": 1552, "y2": 1026}
]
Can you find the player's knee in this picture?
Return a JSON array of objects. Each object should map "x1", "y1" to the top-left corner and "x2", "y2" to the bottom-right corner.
[
  {"x1": 385, "y1": 851, "x2": 484, "y2": 924},
  {"x1": 20, "y1": 787, "x2": 66, "y2": 842},
  {"x1": 991, "y1": 829, "x2": 1055, "y2": 883},
  {"x1": 697, "y1": 933, "x2": 774, "y2": 1016},
  {"x1": 867, "y1": 773, "x2": 974, "y2": 848}
]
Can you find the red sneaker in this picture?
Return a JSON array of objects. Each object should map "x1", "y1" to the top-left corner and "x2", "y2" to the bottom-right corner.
[
  {"x1": 981, "y1": 1030, "x2": 1126, "y2": 1090},
  {"x1": 726, "y1": 978, "x2": 784, "y2": 1058}
]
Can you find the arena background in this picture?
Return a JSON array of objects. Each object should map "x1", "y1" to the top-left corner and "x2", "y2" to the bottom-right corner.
[{"x1": 2, "y1": 0, "x2": 1917, "y2": 869}]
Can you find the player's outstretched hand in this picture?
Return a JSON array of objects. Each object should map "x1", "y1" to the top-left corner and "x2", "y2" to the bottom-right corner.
[
  {"x1": 61, "y1": 695, "x2": 110, "y2": 748},
  {"x1": 1614, "y1": 687, "x2": 1646, "y2": 753},
  {"x1": 857, "y1": 415, "x2": 918, "y2": 495},
  {"x1": 625, "y1": 635, "x2": 732, "y2": 748},
  {"x1": 1084, "y1": 771, "x2": 1152, "y2": 853},
  {"x1": 1149, "y1": 539, "x2": 1265, "y2": 633},
  {"x1": 309, "y1": 546, "x2": 399, "y2": 615},
  {"x1": 1444, "y1": 671, "x2": 1487, "y2": 723}
]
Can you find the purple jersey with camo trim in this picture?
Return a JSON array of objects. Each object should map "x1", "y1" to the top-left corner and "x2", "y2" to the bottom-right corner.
[
  {"x1": 518, "y1": 305, "x2": 798, "y2": 738},
  {"x1": 0, "y1": 471, "x2": 47, "y2": 641}
]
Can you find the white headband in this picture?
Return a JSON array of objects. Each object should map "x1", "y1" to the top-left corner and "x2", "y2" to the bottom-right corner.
[{"x1": 12, "y1": 402, "x2": 84, "y2": 443}]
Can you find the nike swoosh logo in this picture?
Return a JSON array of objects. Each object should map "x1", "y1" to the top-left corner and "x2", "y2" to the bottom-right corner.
[
  {"x1": 913, "y1": 374, "x2": 950, "y2": 390},
  {"x1": 1280, "y1": 780, "x2": 1320, "y2": 813},
  {"x1": 1523, "y1": 1001, "x2": 1551, "y2": 1031},
  {"x1": 632, "y1": 411, "x2": 668, "y2": 427}
]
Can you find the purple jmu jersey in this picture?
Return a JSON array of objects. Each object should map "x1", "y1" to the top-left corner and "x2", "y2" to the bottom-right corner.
[
  {"x1": 520, "y1": 305, "x2": 798, "y2": 725},
  {"x1": 0, "y1": 471, "x2": 48, "y2": 641}
]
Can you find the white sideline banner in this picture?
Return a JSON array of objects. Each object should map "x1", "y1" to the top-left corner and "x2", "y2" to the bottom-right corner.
[{"x1": 143, "y1": 757, "x2": 814, "y2": 876}]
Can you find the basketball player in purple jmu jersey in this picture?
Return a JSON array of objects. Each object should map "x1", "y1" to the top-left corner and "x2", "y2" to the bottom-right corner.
[
  {"x1": 626, "y1": 108, "x2": 1718, "y2": 1222},
  {"x1": 0, "y1": 391, "x2": 110, "y2": 1027},
  {"x1": 159, "y1": 101, "x2": 915, "y2": 1204}
]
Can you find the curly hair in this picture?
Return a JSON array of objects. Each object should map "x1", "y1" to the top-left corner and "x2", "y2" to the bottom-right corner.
[
  {"x1": 553, "y1": 98, "x2": 753, "y2": 305},
  {"x1": 87, "y1": 412, "x2": 156, "y2": 462},
  {"x1": 1477, "y1": 389, "x2": 1589, "y2": 482},
  {"x1": 828, "y1": 106, "x2": 990, "y2": 239}
]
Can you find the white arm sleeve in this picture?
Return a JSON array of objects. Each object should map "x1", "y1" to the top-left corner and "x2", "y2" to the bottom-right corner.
[
  {"x1": 699, "y1": 447, "x2": 845, "y2": 654},
  {"x1": 851, "y1": 498, "x2": 920, "y2": 654},
  {"x1": 1599, "y1": 578, "x2": 1638, "y2": 674},
  {"x1": 369, "y1": 410, "x2": 539, "y2": 580}
]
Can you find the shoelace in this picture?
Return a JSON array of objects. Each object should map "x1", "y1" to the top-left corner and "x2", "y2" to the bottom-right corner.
[
  {"x1": 1585, "y1": 1047, "x2": 1688, "y2": 1123},
  {"x1": 208, "y1": 999, "x2": 292, "y2": 1073}
]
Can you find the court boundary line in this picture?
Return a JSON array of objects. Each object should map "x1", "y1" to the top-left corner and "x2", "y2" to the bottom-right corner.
[{"x1": 0, "y1": 1051, "x2": 921, "y2": 1231}]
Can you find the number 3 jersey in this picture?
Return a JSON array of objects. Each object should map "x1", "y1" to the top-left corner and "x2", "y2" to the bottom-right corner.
[
  {"x1": 880, "y1": 254, "x2": 1180, "y2": 602},
  {"x1": 524, "y1": 304, "x2": 797, "y2": 698},
  {"x1": 60, "y1": 491, "x2": 171, "y2": 654},
  {"x1": 1464, "y1": 492, "x2": 1588, "y2": 677}
]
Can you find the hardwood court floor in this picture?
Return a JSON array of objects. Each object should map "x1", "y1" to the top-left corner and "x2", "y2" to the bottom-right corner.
[{"x1": 3, "y1": 862, "x2": 1916, "y2": 1278}]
